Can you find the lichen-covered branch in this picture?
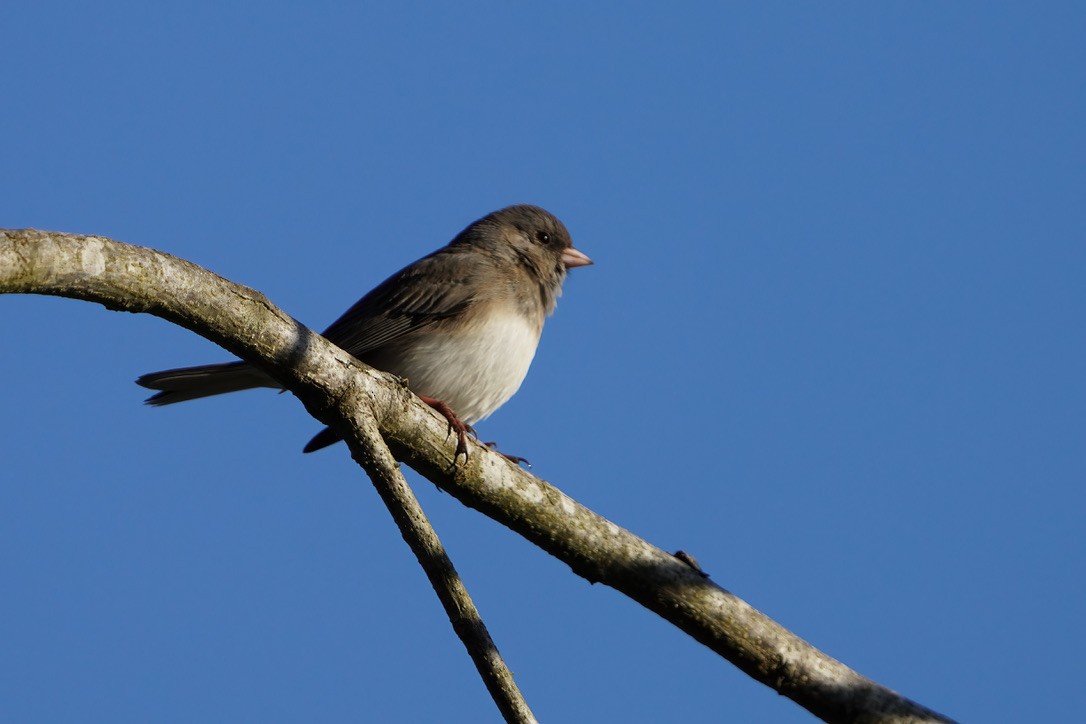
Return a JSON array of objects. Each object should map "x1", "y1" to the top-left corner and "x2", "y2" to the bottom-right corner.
[{"x1": 0, "y1": 229, "x2": 956, "y2": 724}]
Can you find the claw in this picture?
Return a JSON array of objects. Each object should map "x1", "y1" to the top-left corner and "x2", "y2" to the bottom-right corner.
[
  {"x1": 418, "y1": 395, "x2": 474, "y2": 462},
  {"x1": 483, "y1": 441, "x2": 531, "y2": 467}
]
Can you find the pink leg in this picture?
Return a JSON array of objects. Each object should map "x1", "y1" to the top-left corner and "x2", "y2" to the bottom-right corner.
[{"x1": 418, "y1": 395, "x2": 475, "y2": 461}]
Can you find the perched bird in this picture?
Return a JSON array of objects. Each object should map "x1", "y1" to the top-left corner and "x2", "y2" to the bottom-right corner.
[{"x1": 137, "y1": 204, "x2": 592, "y2": 457}]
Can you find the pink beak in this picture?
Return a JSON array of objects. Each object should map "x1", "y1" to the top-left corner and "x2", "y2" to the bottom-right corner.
[{"x1": 562, "y1": 247, "x2": 593, "y2": 269}]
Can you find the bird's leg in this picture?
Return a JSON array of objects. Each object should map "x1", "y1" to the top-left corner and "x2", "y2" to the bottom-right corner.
[{"x1": 418, "y1": 395, "x2": 475, "y2": 461}]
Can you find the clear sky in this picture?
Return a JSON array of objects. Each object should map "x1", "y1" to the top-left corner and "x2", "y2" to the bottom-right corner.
[{"x1": 3, "y1": 3, "x2": 1083, "y2": 722}]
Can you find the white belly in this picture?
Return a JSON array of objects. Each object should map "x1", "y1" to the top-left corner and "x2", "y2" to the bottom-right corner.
[{"x1": 384, "y1": 311, "x2": 541, "y2": 424}]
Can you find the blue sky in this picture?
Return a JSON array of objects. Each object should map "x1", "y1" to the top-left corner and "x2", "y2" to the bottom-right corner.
[{"x1": 2, "y1": 2, "x2": 1083, "y2": 722}]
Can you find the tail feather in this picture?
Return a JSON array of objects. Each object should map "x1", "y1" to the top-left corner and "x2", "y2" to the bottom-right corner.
[
  {"x1": 302, "y1": 426, "x2": 341, "y2": 453},
  {"x1": 137, "y1": 361, "x2": 278, "y2": 406}
]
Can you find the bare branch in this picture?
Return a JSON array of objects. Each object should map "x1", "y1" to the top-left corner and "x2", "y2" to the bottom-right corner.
[
  {"x1": 0, "y1": 229, "x2": 956, "y2": 724},
  {"x1": 345, "y1": 412, "x2": 537, "y2": 724}
]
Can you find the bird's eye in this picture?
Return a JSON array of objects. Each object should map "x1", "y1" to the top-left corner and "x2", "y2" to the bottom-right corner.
[{"x1": 536, "y1": 231, "x2": 551, "y2": 245}]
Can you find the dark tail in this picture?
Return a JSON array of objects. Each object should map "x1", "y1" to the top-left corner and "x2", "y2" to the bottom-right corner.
[
  {"x1": 139, "y1": 361, "x2": 341, "y2": 453},
  {"x1": 302, "y1": 426, "x2": 341, "y2": 453},
  {"x1": 137, "y1": 361, "x2": 278, "y2": 406}
]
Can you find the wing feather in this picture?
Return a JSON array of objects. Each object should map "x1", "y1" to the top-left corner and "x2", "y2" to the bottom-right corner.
[{"x1": 320, "y1": 248, "x2": 483, "y2": 357}]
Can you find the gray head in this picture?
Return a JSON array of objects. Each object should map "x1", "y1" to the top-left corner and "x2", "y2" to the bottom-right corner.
[{"x1": 452, "y1": 205, "x2": 591, "y2": 312}]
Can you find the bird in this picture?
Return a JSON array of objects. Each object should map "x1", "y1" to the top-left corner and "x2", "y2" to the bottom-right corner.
[{"x1": 137, "y1": 204, "x2": 592, "y2": 458}]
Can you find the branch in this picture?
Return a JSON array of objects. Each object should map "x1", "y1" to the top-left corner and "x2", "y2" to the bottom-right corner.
[
  {"x1": 335, "y1": 399, "x2": 537, "y2": 723},
  {"x1": 0, "y1": 229, "x2": 956, "y2": 724}
]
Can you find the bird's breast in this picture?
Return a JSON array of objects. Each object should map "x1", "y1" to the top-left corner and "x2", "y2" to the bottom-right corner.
[{"x1": 376, "y1": 309, "x2": 543, "y2": 425}]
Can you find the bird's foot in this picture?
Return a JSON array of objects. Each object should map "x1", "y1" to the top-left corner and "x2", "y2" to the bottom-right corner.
[
  {"x1": 483, "y1": 441, "x2": 531, "y2": 467},
  {"x1": 419, "y1": 395, "x2": 475, "y2": 461}
]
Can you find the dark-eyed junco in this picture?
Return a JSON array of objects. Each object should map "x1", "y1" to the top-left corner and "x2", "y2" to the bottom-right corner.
[{"x1": 137, "y1": 204, "x2": 592, "y2": 457}]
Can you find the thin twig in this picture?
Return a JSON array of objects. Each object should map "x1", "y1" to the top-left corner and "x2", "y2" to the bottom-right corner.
[{"x1": 342, "y1": 413, "x2": 537, "y2": 724}]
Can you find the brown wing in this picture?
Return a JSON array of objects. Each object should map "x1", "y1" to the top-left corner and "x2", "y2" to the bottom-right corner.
[{"x1": 319, "y1": 247, "x2": 484, "y2": 357}]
